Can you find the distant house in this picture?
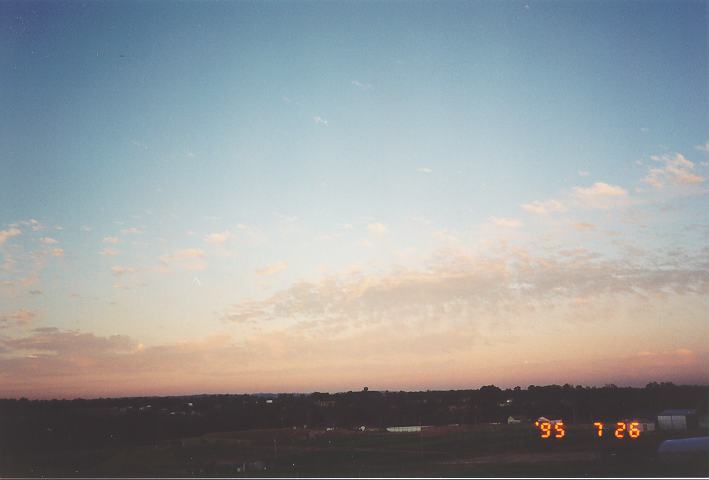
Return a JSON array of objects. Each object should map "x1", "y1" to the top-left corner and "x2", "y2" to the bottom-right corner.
[
  {"x1": 657, "y1": 409, "x2": 697, "y2": 431},
  {"x1": 508, "y1": 415, "x2": 528, "y2": 424},
  {"x1": 386, "y1": 425, "x2": 429, "y2": 433},
  {"x1": 536, "y1": 416, "x2": 562, "y2": 424}
]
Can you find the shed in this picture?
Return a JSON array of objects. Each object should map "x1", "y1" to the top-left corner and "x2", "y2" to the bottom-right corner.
[
  {"x1": 657, "y1": 409, "x2": 697, "y2": 431},
  {"x1": 386, "y1": 425, "x2": 427, "y2": 433},
  {"x1": 507, "y1": 415, "x2": 528, "y2": 424}
]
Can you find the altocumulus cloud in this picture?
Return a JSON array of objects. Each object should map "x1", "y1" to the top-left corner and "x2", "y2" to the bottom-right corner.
[
  {"x1": 222, "y1": 245, "x2": 709, "y2": 333},
  {"x1": 0, "y1": 227, "x2": 21, "y2": 246},
  {"x1": 256, "y1": 261, "x2": 288, "y2": 276},
  {"x1": 520, "y1": 199, "x2": 567, "y2": 215},
  {"x1": 643, "y1": 153, "x2": 704, "y2": 188},
  {"x1": 159, "y1": 248, "x2": 206, "y2": 271}
]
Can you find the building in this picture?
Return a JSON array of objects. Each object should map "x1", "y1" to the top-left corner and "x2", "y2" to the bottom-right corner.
[
  {"x1": 386, "y1": 425, "x2": 429, "y2": 433},
  {"x1": 657, "y1": 409, "x2": 697, "y2": 431},
  {"x1": 507, "y1": 415, "x2": 528, "y2": 424},
  {"x1": 636, "y1": 419, "x2": 656, "y2": 432},
  {"x1": 536, "y1": 416, "x2": 562, "y2": 425}
]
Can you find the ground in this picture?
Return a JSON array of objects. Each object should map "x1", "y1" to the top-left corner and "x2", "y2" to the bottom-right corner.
[{"x1": 3, "y1": 423, "x2": 707, "y2": 477}]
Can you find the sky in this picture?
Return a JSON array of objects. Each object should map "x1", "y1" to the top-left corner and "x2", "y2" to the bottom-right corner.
[{"x1": 1, "y1": 0, "x2": 708, "y2": 399}]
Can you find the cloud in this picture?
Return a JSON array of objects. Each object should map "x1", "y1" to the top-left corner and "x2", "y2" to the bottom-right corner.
[
  {"x1": 172, "y1": 248, "x2": 205, "y2": 259},
  {"x1": 111, "y1": 266, "x2": 136, "y2": 276},
  {"x1": 313, "y1": 116, "x2": 329, "y2": 126},
  {"x1": 29, "y1": 289, "x2": 42, "y2": 295},
  {"x1": 19, "y1": 219, "x2": 44, "y2": 232},
  {"x1": 490, "y1": 217, "x2": 523, "y2": 228},
  {"x1": 222, "y1": 246, "x2": 709, "y2": 336},
  {"x1": 3, "y1": 328, "x2": 136, "y2": 356},
  {"x1": 351, "y1": 80, "x2": 372, "y2": 89},
  {"x1": 2, "y1": 241, "x2": 708, "y2": 396},
  {"x1": 0, "y1": 329, "x2": 251, "y2": 397},
  {"x1": 367, "y1": 222, "x2": 388, "y2": 236},
  {"x1": 0, "y1": 227, "x2": 21, "y2": 246},
  {"x1": 0, "y1": 309, "x2": 36, "y2": 327},
  {"x1": 572, "y1": 222, "x2": 596, "y2": 231},
  {"x1": 572, "y1": 182, "x2": 628, "y2": 209},
  {"x1": 120, "y1": 227, "x2": 143, "y2": 235},
  {"x1": 573, "y1": 182, "x2": 627, "y2": 197},
  {"x1": 40, "y1": 237, "x2": 58, "y2": 245},
  {"x1": 643, "y1": 153, "x2": 704, "y2": 188},
  {"x1": 159, "y1": 249, "x2": 206, "y2": 271},
  {"x1": 103, "y1": 236, "x2": 119, "y2": 244},
  {"x1": 1, "y1": 322, "x2": 705, "y2": 397},
  {"x1": 416, "y1": 167, "x2": 433, "y2": 174},
  {"x1": 256, "y1": 261, "x2": 288, "y2": 276},
  {"x1": 99, "y1": 248, "x2": 119, "y2": 256},
  {"x1": 204, "y1": 231, "x2": 231, "y2": 245},
  {"x1": 695, "y1": 142, "x2": 709, "y2": 153},
  {"x1": 51, "y1": 248, "x2": 64, "y2": 257},
  {"x1": 432, "y1": 229, "x2": 459, "y2": 242},
  {"x1": 520, "y1": 199, "x2": 567, "y2": 215},
  {"x1": 578, "y1": 170, "x2": 590, "y2": 177}
]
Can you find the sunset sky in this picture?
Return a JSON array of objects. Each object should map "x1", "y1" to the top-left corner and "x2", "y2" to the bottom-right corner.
[{"x1": 1, "y1": 1, "x2": 708, "y2": 399}]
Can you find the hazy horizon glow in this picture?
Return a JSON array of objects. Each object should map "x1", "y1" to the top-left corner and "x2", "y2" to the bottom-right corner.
[{"x1": 1, "y1": 1, "x2": 708, "y2": 399}]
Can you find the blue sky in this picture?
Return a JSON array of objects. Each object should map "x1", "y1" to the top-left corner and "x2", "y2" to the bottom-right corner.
[{"x1": 1, "y1": 1, "x2": 708, "y2": 397}]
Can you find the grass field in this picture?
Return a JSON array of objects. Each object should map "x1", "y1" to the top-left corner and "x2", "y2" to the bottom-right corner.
[{"x1": 3, "y1": 423, "x2": 707, "y2": 477}]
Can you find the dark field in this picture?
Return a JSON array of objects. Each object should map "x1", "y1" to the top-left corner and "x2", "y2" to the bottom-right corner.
[
  {"x1": 3, "y1": 424, "x2": 708, "y2": 477},
  {"x1": 2, "y1": 384, "x2": 708, "y2": 477}
]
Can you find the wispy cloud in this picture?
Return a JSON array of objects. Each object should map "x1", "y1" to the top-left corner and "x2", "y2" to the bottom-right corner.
[
  {"x1": 51, "y1": 248, "x2": 64, "y2": 257},
  {"x1": 0, "y1": 309, "x2": 37, "y2": 327},
  {"x1": 20, "y1": 219, "x2": 44, "y2": 232},
  {"x1": 367, "y1": 222, "x2": 388, "y2": 236},
  {"x1": 39, "y1": 237, "x2": 58, "y2": 245},
  {"x1": 99, "y1": 248, "x2": 119, "y2": 257},
  {"x1": 520, "y1": 199, "x2": 567, "y2": 215},
  {"x1": 313, "y1": 116, "x2": 329, "y2": 126},
  {"x1": 573, "y1": 182, "x2": 627, "y2": 198},
  {"x1": 351, "y1": 80, "x2": 372, "y2": 89},
  {"x1": 256, "y1": 261, "x2": 288, "y2": 276},
  {"x1": 490, "y1": 217, "x2": 523, "y2": 228},
  {"x1": 120, "y1": 227, "x2": 143, "y2": 235},
  {"x1": 204, "y1": 231, "x2": 231, "y2": 245},
  {"x1": 695, "y1": 141, "x2": 709, "y2": 153},
  {"x1": 159, "y1": 249, "x2": 206, "y2": 271},
  {"x1": 103, "y1": 236, "x2": 119, "y2": 244},
  {"x1": 643, "y1": 153, "x2": 704, "y2": 188},
  {"x1": 578, "y1": 170, "x2": 590, "y2": 177},
  {"x1": 169, "y1": 249, "x2": 204, "y2": 259},
  {"x1": 0, "y1": 227, "x2": 21, "y2": 246},
  {"x1": 431, "y1": 229, "x2": 459, "y2": 243},
  {"x1": 416, "y1": 167, "x2": 432, "y2": 174},
  {"x1": 111, "y1": 266, "x2": 136, "y2": 276},
  {"x1": 572, "y1": 222, "x2": 596, "y2": 231}
]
